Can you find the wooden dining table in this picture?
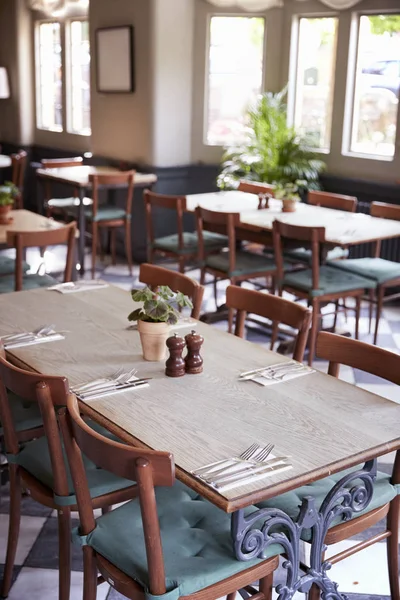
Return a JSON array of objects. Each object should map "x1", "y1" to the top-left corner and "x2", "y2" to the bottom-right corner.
[
  {"x1": 0, "y1": 284, "x2": 398, "y2": 598},
  {"x1": 0, "y1": 209, "x2": 65, "y2": 247},
  {"x1": 36, "y1": 165, "x2": 158, "y2": 273}
]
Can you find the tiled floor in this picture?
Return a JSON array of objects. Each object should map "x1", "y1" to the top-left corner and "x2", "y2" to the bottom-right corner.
[{"x1": 0, "y1": 248, "x2": 398, "y2": 599}]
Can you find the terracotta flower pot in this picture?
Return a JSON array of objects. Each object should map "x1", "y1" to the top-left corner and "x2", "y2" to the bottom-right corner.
[
  {"x1": 281, "y1": 199, "x2": 297, "y2": 213},
  {"x1": 0, "y1": 204, "x2": 12, "y2": 224},
  {"x1": 137, "y1": 320, "x2": 170, "y2": 362}
]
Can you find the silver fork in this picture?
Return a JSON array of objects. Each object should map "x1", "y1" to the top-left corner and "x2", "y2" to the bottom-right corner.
[
  {"x1": 192, "y1": 443, "x2": 260, "y2": 477},
  {"x1": 2, "y1": 324, "x2": 56, "y2": 341},
  {"x1": 75, "y1": 369, "x2": 137, "y2": 396},
  {"x1": 73, "y1": 367, "x2": 125, "y2": 393},
  {"x1": 241, "y1": 363, "x2": 307, "y2": 381},
  {"x1": 200, "y1": 443, "x2": 274, "y2": 481}
]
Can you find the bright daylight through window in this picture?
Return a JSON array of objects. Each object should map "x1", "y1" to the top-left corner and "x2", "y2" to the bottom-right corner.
[
  {"x1": 36, "y1": 22, "x2": 63, "y2": 132},
  {"x1": 292, "y1": 17, "x2": 338, "y2": 152},
  {"x1": 69, "y1": 20, "x2": 91, "y2": 135},
  {"x1": 205, "y1": 16, "x2": 265, "y2": 146},
  {"x1": 350, "y1": 14, "x2": 400, "y2": 158}
]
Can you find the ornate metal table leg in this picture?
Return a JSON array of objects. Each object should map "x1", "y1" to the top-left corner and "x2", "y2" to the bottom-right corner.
[{"x1": 231, "y1": 460, "x2": 377, "y2": 600}]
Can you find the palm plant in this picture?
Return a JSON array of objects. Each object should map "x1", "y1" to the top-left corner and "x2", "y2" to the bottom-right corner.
[{"x1": 217, "y1": 88, "x2": 326, "y2": 190}]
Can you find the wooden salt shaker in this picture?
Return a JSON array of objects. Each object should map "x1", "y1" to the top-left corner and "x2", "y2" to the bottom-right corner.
[
  {"x1": 165, "y1": 333, "x2": 186, "y2": 378},
  {"x1": 185, "y1": 330, "x2": 204, "y2": 374}
]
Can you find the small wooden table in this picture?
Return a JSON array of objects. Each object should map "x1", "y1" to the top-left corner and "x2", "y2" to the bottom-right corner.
[
  {"x1": 0, "y1": 285, "x2": 398, "y2": 598},
  {"x1": 0, "y1": 154, "x2": 11, "y2": 170},
  {"x1": 36, "y1": 166, "x2": 158, "y2": 273},
  {"x1": 0, "y1": 209, "x2": 64, "y2": 247}
]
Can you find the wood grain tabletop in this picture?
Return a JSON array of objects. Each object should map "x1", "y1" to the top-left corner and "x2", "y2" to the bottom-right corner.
[{"x1": 0, "y1": 210, "x2": 65, "y2": 246}]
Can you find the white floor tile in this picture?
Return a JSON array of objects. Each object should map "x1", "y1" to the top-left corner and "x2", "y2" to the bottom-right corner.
[
  {"x1": 0, "y1": 514, "x2": 46, "y2": 565},
  {"x1": 384, "y1": 307, "x2": 400, "y2": 322},
  {"x1": 103, "y1": 264, "x2": 134, "y2": 277},
  {"x1": 8, "y1": 568, "x2": 110, "y2": 600},
  {"x1": 392, "y1": 333, "x2": 400, "y2": 349},
  {"x1": 358, "y1": 382, "x2": 400, "y2": 404}
]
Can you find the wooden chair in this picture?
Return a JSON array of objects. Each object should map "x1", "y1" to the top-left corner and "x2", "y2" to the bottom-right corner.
[
  {"x1": 226, "y1": 285, "x2": 312, "y2": 362},
  {"x1": 144, "y1": 190, "x2": 227, "y2": 273},
  {"x1": 41, "y1": 157, "x2": 93, "y2": 219},
  {"x1": 196, "y1": 207, "x2": 277, "y2": 332},
  {"x1": 328, "y1": 201, "x2": 400, "y2": 345},
  {"x1": 0, "y1": 357, "x2": 139, "y2": 600},
  {"x1": 87, "y1": 172, "x2": 135, "y2": 278},
  {"x1": 0, "y1": 222, "x2": 76, "y2": 293},
  {"x1": 272, "y1": 221, "x2": 375, "y2": 365},
  {"x1": 59, "y1": 394, "x2": 280, "y2": 600},
  {"x1": 238, "y1": 181, "x2": 275, "y2": 209},
  {"x1": 10, "y1": 150, "x2": 28, "y2": 209},
  {"x1": 139, "y1": 263, "x2": 204, "y2": 320}
]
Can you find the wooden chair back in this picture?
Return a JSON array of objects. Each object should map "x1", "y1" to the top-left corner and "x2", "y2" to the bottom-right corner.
[
  {"x1": 308, "y1": 191, "x2": 357, "y2": 213},
  {"x1": 226, "y1": 285, "x2": 312, "y2": 361},
  {"x1": 11, "y1": 150, "x2": 28, "y2": 209},
  {"x1": 273, "y1": 220, "x2": 325, "y2": 290},
  {"x1": 6, "y1": 222, "x2": 76, "y2": 291},
  {"x1": 89, "y1": 171, "x2": 135, "y2": 220},
  {"x1": 0, "y1": 354, "x2": 71, "y2": 497},
  {"x1": 41, "y1": 157, "x2": 83, "y2": 169},
  {"x1": 144, "y1": 190, "x2": 187, "y2": 252},
  {"x1": 238, "y1": 181, "x2": 275, "y2": 208},
  {"x1": 370, "y1": 201, "x2": 400, "y2": 221},
  {"x1": 139, "y1": 263, "x2": 204, "y2": 319},
  {"x1": 195, "y1": 207, "x2": 239, "y2": 273},
  {"x1": 60, "y1": 394, "x2": 175, "y2": 595}
]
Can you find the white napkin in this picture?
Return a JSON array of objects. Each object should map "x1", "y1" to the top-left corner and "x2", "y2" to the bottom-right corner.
[
  {"x1": 251, "y1": 368, "x2": 313, "y2": 386},
  {"x1": 47, "y1": 281, "x2": 109, "y2": 294},
  {"x1": 4, "y1": 332, "x2": 65, "y2": 350},
  {"x1": 216, "y1": 463, "x2": 293, "y2": 493},
  {"x1": 76, "y1": 377, "x2": 150, "y2": 402}
]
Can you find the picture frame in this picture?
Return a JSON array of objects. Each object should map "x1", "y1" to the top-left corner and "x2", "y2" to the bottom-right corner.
[{"x1": 96, "y1": 25, "x2": 135, "y2": 93}]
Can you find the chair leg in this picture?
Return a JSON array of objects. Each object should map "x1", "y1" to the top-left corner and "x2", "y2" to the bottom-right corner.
[
  {"x1": 387, "y1": 495, "x2": 400, "y2": 600},
  {"x1": 374, "y1": 286, "x2": 384, "y2": 346},
  {"x1": 213, "y1": 278, "x2": 218, "y2": 310},
  {"x1": 178, "y1": 257, "x2": 185, "y2": 274},
  {"x1": 368, "y1": 288, "x2": 374, "y2": 334},
  {"x1": 259, "y1": 572, "x2": 274, "y2": 600},
  {"x1": 308, "y1": 583, "x2": 320, "y2": 600},
  {"x1": 1, "y1": 465, "x2": 21, "y2": 598},
  {"x1": 308, "y1": 299, "x2": 320, "y2": 367},
  {"x1": 124, "y1": 221, "x2": 133, "y2": 276},
  {"x1": 200, "y1": 268, "x2": 206, "y2": 286},
  {"x1": 270, "y1": 321, "x2": 279, "y2": 351},
  {"x1": 82, "y1": 546, "x2": 98, "y2": 600},
  {"x1": 58, "y1": 508, "x2": 71, "y2": 600},
  {"x1": 226, "y1": 593, "x2": 236, "y2": 600},
  {"x1": 332, "y1": 300, "x2": 339, "y2": 332},
  {"x1": 91, "y1": 224, "x2": 98, "y2": 279},
  {"x1": 110, "y1": 229, "x2": 117, "y2": 266},
  {"x1": 354, "y1": 295, "x2": 361, "y2": 340}
]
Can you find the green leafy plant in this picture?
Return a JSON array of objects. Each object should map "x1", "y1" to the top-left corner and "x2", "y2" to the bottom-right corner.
[
  {"x1": 128, "y1": 286, "x2": 193, "y2": 325},
  {"x1": 0, "y1": 182, "x2": 19, "y2": 207},
  {"x1": 217, "y1": 89, "x2": 326, "y2": 191},
  {"x1": 274, "y1": 180, "x2": 306, "y2": 202}
]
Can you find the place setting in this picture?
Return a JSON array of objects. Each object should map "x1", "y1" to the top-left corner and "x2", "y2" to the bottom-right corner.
[
  {"x1": 238, "y1": 360, "x2": 314, "y2": 386},
  {"x1": 71, "y1": 367, "x2": 151, "y2": 401},
  {"x1": 1, "y1": 323, "x2": 66, "y2": 349},
  {"x1": 47, "y1": 280, "x2": 109, "y2": 294}
]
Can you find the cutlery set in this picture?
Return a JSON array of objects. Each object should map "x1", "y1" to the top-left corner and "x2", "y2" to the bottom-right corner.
[
  {"x1": 192, "y1": 443, "x2": 292, "y2": 492},
  {"x1": 72, "y1": 369, "x2": 151, "y2": 400},
  {"x1": 1, "y1": 324, "x2": 65, "y2": 349},
  {"x1": 48, "y1": 281, "x2": 109, "y2": 294},
  {"x1": 238, "y1": 360, "x2": 313, "y2": 385}
]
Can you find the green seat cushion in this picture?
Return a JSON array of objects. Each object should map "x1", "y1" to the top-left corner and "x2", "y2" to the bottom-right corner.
[
  {"x1": 285, "y1": 246, "x2": 349, "y2": 264},
  {"x1": 328, "y1": 257, "x2": 400, "y2": 285},
  {"x1": 47, "y1": 197, "x2": 92, "y2": 209},
  {"x1": 253, "y1": 468, "x2": 398, "y2": 542},
  {"x1": 0, "y1": 392, "x2": 42, "y2": 435},
  {"x1": 153, "y1": 232, "x2": 227, "y2": 255},
  {"x1": 205, "y1": 250, "x2": 276, "y2": 277},
  {"x1": 0, "y1": 273, "x2": 58, "y2": 294},
  {"x1": 84, "y1": 481, "x2": 282, "y2": 598},
  {"x1": 15, "y1": 434, "x2": 133, "y2": 504},
  {"x1": 0, "y1": 256, "x2": 30, "y2": 276},
  {"x1": 84, "y1": 205, "x2": 127, "y2": 222},
  {"x1": 283, "y1": 265, "x2": 376, "y2": 298}
]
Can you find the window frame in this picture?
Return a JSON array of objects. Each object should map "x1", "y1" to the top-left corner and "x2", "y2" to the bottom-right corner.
[
  {"x1": 203, "y1": 12, "x2": 267, "y2": 147},
  {"x1": 65, "y1": 16, "x2": 91, "y2": 136}
]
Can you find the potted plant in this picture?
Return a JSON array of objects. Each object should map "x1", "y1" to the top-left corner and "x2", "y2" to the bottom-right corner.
[
  {"x1": 0, "y1": 182, "x2": 18, "y2": 224},
  {"x1": 128, "y1": 286, "x2": 193, "y2": 361},
  {"x1": 274, "y1": 181, "x2": 305, "y2": 213}
]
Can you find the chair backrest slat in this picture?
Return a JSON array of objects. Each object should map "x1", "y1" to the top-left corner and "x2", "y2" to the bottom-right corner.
[
  {"x1": 139, "y1": 263, "x2": 204, "y2": 319},
  {"x1": 370, "y1": 201, "x2": 400, "y2": 221},
  {"x1": 238, "y1": 181, "x2": 275, "y2": 208},
  {"x1": 89, "y1": 171, "x2": 135, "y2": 219},
  {"x1": 226, "y1": 286, "x2": 312, "y2": 361},
  {"x1": 41, "y1": 157, "x2": 83, "y2": 169},
  {"x1": 308, "y1": 191, "x2": 357, "y2": 213},
  {"x1": 144, "y1": 190, "x2": 186, "y2": 251}
]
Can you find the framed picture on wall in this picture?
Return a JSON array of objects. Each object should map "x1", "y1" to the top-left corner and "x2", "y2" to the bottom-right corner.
[{"x1": 96, "y1": 25, "x2": 135, "y2": 93}]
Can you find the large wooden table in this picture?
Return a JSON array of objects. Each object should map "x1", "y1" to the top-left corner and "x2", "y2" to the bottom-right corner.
[
  {"x1": 0, "y1": 209, "x2": 64, "y2": 246},
  {"x1": 36, "y1": 166, "x2": 158, "y2": 273},
  {"x1": 1, "y1": 285, "x2": 398, "y2": 596},
  {"x1": 186, "y1": 191, "x2": 400, "y2": 247}
]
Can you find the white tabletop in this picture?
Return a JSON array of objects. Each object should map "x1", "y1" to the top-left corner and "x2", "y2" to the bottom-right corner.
[
  {"x1": 0, "y1": 154, "x2": 11, "y2": 169},
  {"x1": 36, "y1": 165, "x2": 157, "y2": 188}
]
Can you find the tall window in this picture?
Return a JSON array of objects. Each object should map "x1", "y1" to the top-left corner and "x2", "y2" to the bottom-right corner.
[
  {"x1": 36, "y1": 22, "x2": 63, "y2": 132},
  {"x1": 349, "y1": 14, "x2": 400, "y2": 158},
  {"x1": 68, "y1": 20, "x2": 91, "y2": 135},
  {"x1": 292, "y1": 17, "x2": 338, "y2": 152},
  {"x1": 205, "y1": 16, "x2": 265, "y2": 146}
]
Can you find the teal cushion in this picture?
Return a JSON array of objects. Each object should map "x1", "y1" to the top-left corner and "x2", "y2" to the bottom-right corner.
[
  {"x1": 0, "y1": 256, "x2": 30, "y2": 276},
  {"x1": 285, "y1": 246, "x2": 349, "y2": 264},
  {"x1": 205, "y1": 250, "x2": 276, "y2": 277},
  {"x1": 84, "y1": 205, "x2": 127, "y2": 222},
  {"x1": 84, "y1": 481, "x2": 281, "y2": 597},
  {"x1": 0, "y1": 392, "x2": 42, "y2": 435},
  {"x1": 253, "y1": 468, "x2": 397, "y2": 542},
  {"x1": 328, "y1": 258, "x2": 400, "y2": 285},
  {"x1": 47, "y1": 197, "x2": 92, "y2": 209},
  {"x1": 153, "y1": 232, "x2": 227, "y2": 255},
  {"x1": 0, "y1": 273, "x2": 58, "y2": 294},
  {"x1": 283, "y1": 265, "x2": 376, "y2": 297},
  {"x1": 16, "y1": 434, "x2": 133, "y2": 503}
]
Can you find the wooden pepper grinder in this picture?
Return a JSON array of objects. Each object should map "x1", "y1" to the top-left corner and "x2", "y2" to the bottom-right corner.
[
  {"x1": 165, "y1": 333, "x2": 186, "y2": 378},
  {"x1": 185, "y1": 330, "x2": 204, "y2": 374}
]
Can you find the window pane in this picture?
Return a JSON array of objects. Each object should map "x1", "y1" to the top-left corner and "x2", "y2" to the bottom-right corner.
[
  {"x1": 350, "y1": 15, "x2": 400, "y2": 157},
  {"x1": 36, "y1": 22, "x2": 63, "y2": 132},
  {"x1": 293, "y1": 17, "x2": 338, "y2": 152},
  {"x1": 205, "y1": 16, "x2": 265, "y2": 146},
  {"x1": 68, "y1": 20, "x2": 91, "y2": 135}
]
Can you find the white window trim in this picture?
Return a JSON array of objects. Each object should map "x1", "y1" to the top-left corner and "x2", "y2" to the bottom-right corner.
[
  {"x1": 65, "y1": 17, "x2": 91, "y2": 136},
  {"x1": 35, "y1": 19, "x2": 64, "y2": 133}
]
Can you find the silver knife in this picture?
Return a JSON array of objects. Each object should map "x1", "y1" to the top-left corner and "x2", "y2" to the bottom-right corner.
[
  {"x1": 206, "y1": 457, "x2": 290, "y2": 484},
  {"x1": 239, "y1": 361, "x2": 297, "y2": 379},
  {"x1": 78, "y1": 379, "x2": 150, "y2": 399},
  {"x1": 213, "y1": 461, "x2": 292, "y2": 489}
]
